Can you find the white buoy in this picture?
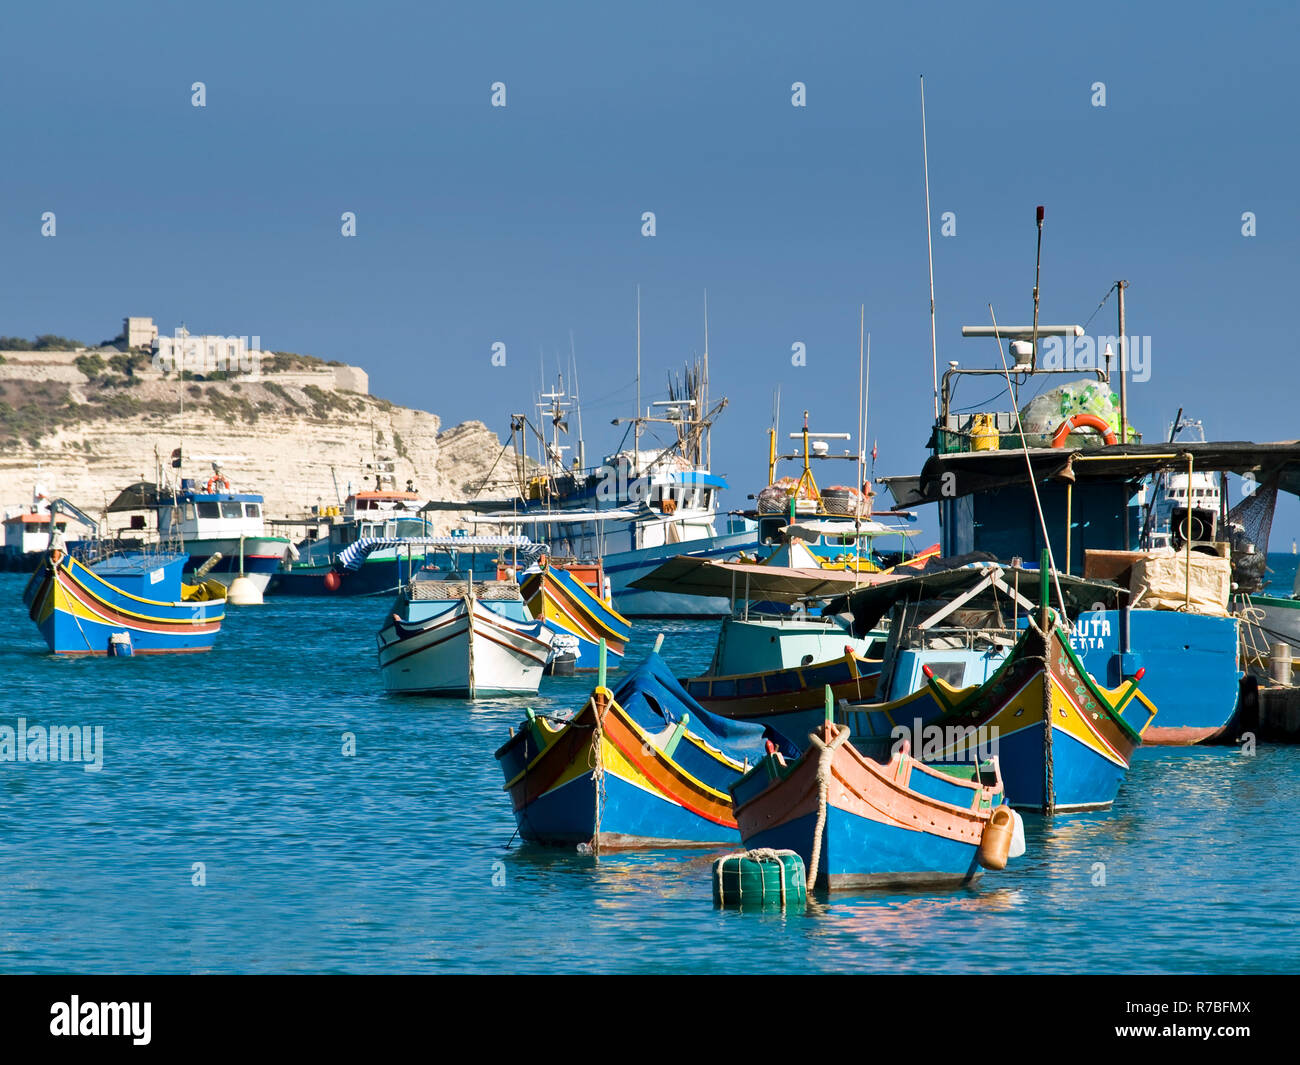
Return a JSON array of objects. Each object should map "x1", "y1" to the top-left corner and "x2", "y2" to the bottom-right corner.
[
  {"x1": 226, "y1": 534, "x2": 263, "y2": 604},
  {"x1": 226, "y1": 575, "x2": 263, "y2": 605}
]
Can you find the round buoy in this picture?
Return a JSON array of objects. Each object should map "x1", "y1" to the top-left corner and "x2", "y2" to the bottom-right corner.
[
  {"x1": 712, "y1": 849, "x2": 806, "y2": 911},
  {"x1": 226, "y1": 575, "x2": 264, "y2": 605},
  {"x1": 323, "y1": 571, "x2": 342, "y2": 592},
  {"x1": 977, "y1": 805, "x2": 1016, "y2": 870}
]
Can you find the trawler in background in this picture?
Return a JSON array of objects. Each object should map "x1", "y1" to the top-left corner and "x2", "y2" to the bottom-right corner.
[
  {"x1": 468, "y1": 358, "x2": 755, "y2": 617},
  {"x1": 874, "y1": 209, "x2": 1300, "y2": 743},
  {"x1": 270, "y1": 457, "x2": 435, "y2": 597},
  {"x1": 94, "y1": 454, "x2": 290, "y2": 596},
  {"x1": 1, "y1": 479, "x2": 96, "y2": 571}
]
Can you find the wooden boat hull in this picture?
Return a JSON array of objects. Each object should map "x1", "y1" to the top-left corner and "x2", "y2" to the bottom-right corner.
[
  {"x1": 521, "y1": 564, "x2": 630, "y2": 670},
  {"x1": 22, "y1": 554, "x2": 224, "y2": 655},
  {"x1": 841, "y1": 623, "x2": 1155, "y2": 812},
  {"x1": 495, "y1": 655, "x2": 779, "y2": 848},
  {"x1": 733, "y1": 728, "x2": 1004, "y2": 890},
  {"x1": 377, "y1": 596, "x2": 552, "y2": 697}
]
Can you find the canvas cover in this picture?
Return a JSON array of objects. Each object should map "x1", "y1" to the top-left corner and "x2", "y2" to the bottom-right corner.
[
  {"x1": 612, "y1": 652, "x2": 800, "y2": 760},
  {"x1": 1129, "y1": 550, "x2": 1231, "y2": 615}
]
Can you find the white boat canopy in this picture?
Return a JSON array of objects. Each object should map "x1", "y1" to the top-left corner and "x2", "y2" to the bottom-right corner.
[{"x1": 338, "y1": 535, "x2": 546, "y2": 571}]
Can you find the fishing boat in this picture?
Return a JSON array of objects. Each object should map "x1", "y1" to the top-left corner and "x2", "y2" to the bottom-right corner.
[
  {"x1": 731, "y1": 710, "x2": 1022, "y2": 890},
  {"x1": 519, "y1": 557, "x2": 631, "y2": 671},
  {"x1": 878, "y1": 217, "x2": 1254, "y2": 744},
  {"x1": 23, "y1": 547, "x2": 225, "y2": 655},
  {"x1": 273, "y1": 470, "x2": 433, "y2": 596},
  {"x1": 2, "y1": 482, "x2": 98, "y2": 572},
  {"x1": 376, "y1": 535, "x2": 553, "y2": 697},
  {"x1": 634, "y1": 539, "x2": 890, "y2": 736},
  {"x1": 462, "y1": 340, "x2": 757, "y2": 617},
  {"x1": 102, "y1": 460, "x2": 291, "y2": 595},
  {"x1": 832, "y1": 558, "x2": 1157, "y2": 812},
  {"x1": 495, "y1": 648, "x2": 799, "y2": 849},
  {"x1": 746, "y1": 410, "x2": 920, "y2": 577}
]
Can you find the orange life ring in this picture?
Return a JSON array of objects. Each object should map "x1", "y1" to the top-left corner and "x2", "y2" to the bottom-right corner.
[
  {"x1": 660, "y1": 498, "x2": 678, "y2": 515},
  {"x1": 1050, "y1": 414, "x2": 1117, "y2": 448},
  {"x1": 205, "y1": 475, "x2": 232, "y2": 493}
]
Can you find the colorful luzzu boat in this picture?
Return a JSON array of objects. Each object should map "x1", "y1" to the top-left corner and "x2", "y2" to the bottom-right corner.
[
  {"x1": 520, "y1": 559, "x2": 631, "y2": 671},
  {"x1": 840, "y1": 618, "x2": 1156, "y2": 813},
  {"x1": 23, "y1": 550, "x2": 226, "y2": 655},
  {"x1": 377, "y1": 575, "x2": 553, "y2": 698},
  {"x1": 495, "y1": 650, "x2": 798, "y2": 849},
  {"x1": 731, "y1": 711, "x2": 1023, "y2": 890}
]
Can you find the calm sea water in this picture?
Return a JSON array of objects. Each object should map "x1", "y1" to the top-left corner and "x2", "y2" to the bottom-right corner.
[{"x1": 2, "y1": 564, "x2": 1298, "y2": 975}]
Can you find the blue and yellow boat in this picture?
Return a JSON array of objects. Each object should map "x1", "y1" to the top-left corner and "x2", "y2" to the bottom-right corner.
[
  {"x1": 732, "y1": 716, "x2": 1022, "y2": 890},
  {"x1": 23, "y1": 550, "x2": 226, "y2": 655},
  {"x1": 520, "y1": 559, "x2": 631, "y2": 671},
  {"x1": 841, "y1": 618, "x2": 1155, "y2": 813},
  {"x1": 495, "y1": 651, "x2": 798, "y2": 849}
]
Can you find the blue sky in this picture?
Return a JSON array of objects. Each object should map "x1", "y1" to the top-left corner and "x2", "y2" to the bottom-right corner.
[{"x1": 2, "y1": 1, "x2": 1297, "y2": 538}]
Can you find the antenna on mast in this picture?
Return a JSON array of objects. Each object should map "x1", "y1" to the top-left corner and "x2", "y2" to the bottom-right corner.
[
  {"x1": 1031, "y1": 205, "x2": 1045, "y2": 369},
  {"x1": 703, "y1": 289, "x2": 710, "y2": 470},
  {"x1": 635, "y1": 284, "x2": 642, "y2": 471},
  {"x1": 570, "y1": 329, "x2": 585, "y2": 471},
  {"x1": 857, "y1": 305, "x2": 865, "y2": 498},
  {"x1": 920, "y1": 75, "x2": 940, "y2": 421}
]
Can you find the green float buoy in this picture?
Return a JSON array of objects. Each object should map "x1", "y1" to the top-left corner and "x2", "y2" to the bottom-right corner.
[{"x1": 712, "y1": 849, "x2": 806, "y2": 911}]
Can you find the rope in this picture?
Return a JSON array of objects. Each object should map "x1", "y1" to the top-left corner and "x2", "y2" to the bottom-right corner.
[
  {"x1": 586, "y1": 694, "x2": 607, "y2": 856},
  {"x1": 804, "y1": 725, "x2": 850, "y2": 889},
  {"x1": 1042, "y1": 641, "x2": 1055, "y2": 815}
]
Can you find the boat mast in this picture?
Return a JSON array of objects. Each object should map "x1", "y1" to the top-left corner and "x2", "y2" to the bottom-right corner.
[
  {"x1": 635, "y1": 284, "x2": 642, "y2": 475},
  {"x1": 703, "y1": 289, "x2": 711, "y2": 470},
  {"x1": 856, "y1": 305, "x2": 865, "y2": 500},
  {"x1": 570, "y1": 329, "x2": 585, "y2": 471},
  {"x1": 856, "y1": 307, "x2": 865, "y2": 584},
  {"x1": 920, "y1": 76, "x2": 939, "y2": 421}
]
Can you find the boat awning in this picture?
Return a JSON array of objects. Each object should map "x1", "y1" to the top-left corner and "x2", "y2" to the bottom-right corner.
[
  {"x1": 883, "y1": 440, "x2": 1300, "y2": 507},
  {"x1": 629, "y1": 555, "x2": 892, "y2": 604},
  {"x1": 825, "y1": 556, "x2": 1128, "y2": 632},
  {"x1": 466, "y1": 506, "x2": 645, "y2": 526},
  {"x1": 670, "y1": 471, "x2": 729, "y2": 489},
  {"x1": 105, "y1": 481, "x2": 164, "y2": 512},
  {"x1": 782, "y1": 518, "x2": 917, "y2": 540},
  {"x1": 418, "y1": 499, "x2": 522, "y2": 514},
  {"x1": 337, "y1": 535, "x2": 547, "y2": 571}
]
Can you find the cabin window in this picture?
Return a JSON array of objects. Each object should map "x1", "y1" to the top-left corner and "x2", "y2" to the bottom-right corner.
[
  {"x1": 244, "y1": 503, "x2": 261, "y2": 518},
  {"x1": 183, "y1": 504, "x2": 197, "y2": 521},
  {"x1": 197, "y1": 502, "x2": 221, "y2": 519},
  {"x1": 221, "y1": 502, "x2": 243, "y2": 519},
  {"x1": 926, "y1": 661, "x2": 967, "y2": 686}
]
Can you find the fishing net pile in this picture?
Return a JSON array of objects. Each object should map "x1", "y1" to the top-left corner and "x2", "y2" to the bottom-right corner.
[
  {"x1": 1223, "y1": 473, "x2": 1278, "y2": 595},
  {"x1": 1018, "y1": 379, "x2": 1139, "y2": 449}
]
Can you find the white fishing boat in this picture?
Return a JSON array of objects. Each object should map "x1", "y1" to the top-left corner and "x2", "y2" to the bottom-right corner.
[{"x1": 373, "y1": 534, "x2": 554, "y2": 697}]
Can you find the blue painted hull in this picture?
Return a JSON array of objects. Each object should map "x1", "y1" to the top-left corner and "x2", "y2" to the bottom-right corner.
[
  {"x1": 24, "y1": 555, "x2": 224, "y2": 655},
  {"x1": 512, "y1": 769, "x2": 738, "y2": 847},
  {"x1": 994, "y1": 720, "x2": 1128, "y2": 812},
  {"x1": 1062, "y1": 608, "x2": 1240, "y2": 744},
  {"x1": 270, "y1": 558, "x2": 411, "y2": 597},
  {"x1": 744, "y1": 806, "x2": 984, "y2": 889}
]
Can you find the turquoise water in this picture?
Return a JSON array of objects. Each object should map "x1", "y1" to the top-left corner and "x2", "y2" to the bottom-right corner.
[{"x1": 2, "y1": 569, "x2": 1298, "y2": 974}]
